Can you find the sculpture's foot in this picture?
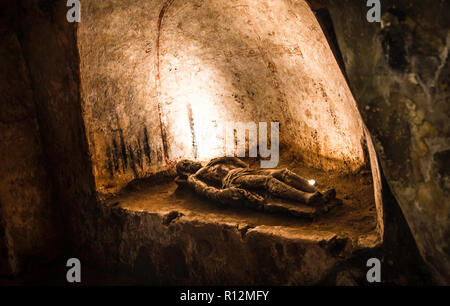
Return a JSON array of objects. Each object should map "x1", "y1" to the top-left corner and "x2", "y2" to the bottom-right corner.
[
  {"x1": 174, "y1": 176, "x2": 188, "y2": 187},
  {"x1": 307, "y1": 191, "x2": 324, "y2": 205},
  {"x1": 307, "y1": 188, "x2": 336, "y2": 205},
  {"x1": 323, "y1": 188, "x2": 336, "y2": 202}
]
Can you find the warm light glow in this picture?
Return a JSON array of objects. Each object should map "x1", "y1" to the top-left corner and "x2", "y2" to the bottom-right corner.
[
  {"x1": 308, "y1": 179, "x2": 316, "y2": 186},
  {"x1": 160, "y1": 47, "x2": 227, "y2": 161}
]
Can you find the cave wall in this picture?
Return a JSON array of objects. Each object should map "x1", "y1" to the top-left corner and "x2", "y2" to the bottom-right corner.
[
  {"x1": 78, "y1": 0, "x2": 369, "y2": 193},
  {"x1": 0, "y1": 0, "x2": 96, "y2": 274},
  {"x1": 324, "y1": 0, "x2": 450, "y2": 284},
  {"x1": 0, "y1": 0, "x2": 446, "y2": 285},
  {"x1": 17, "y1": 0, "x2": 96, "y2": 253},
  {"x1": 0, "y1": 2, "x2": 60, "y2": 274}
]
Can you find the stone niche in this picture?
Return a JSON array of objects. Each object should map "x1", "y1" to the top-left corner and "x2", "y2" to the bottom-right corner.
[{"x1": 77, "y1": 0, "x2": 384, "y2": 284}]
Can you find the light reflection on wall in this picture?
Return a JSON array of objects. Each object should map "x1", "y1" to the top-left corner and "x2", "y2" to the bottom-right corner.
[{"x1": 159, "y1": 48, "x2": 228, "y2": 161}]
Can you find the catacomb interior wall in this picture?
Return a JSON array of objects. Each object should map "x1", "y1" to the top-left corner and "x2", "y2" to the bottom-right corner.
[
  {"x1": 0, "y1": 0, "x2": 96, "y2": 274},
  {"x1": 0, "y1": 3, "x2": 59, "y2": 275},
  {"x1": 0, "y1": 0, "x2": 445, "y2": 285},
  {"x1": 324, "y1": 0, "x2": 450, "y2": 284}
]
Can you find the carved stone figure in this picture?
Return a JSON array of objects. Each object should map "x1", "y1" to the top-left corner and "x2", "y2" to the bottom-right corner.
[{"x1": 175, "y1": 157, "x2": 338, "y2": 216}]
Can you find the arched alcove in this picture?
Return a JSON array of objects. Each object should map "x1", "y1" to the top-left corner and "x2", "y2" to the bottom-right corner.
[
  {"x1": 79, "y1": 0, "x2": 373, "y2": 188},
  {"x1": 77, "y1": 0, "x2": 384, "y2": 284}
]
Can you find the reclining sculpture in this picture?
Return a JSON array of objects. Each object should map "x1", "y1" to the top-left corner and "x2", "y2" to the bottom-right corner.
[{"x1": 175, "y1": 157, "x2": 337, "y2": 213}]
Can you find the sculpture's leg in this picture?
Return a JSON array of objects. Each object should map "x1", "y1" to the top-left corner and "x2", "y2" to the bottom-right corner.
[
  {"x1": 266, "y1": 169, "x2": 336, "y2": 202},
  {"x1": 187, "y1": 175, "x2": 264, "y2": 208},
  {"x1": 269, "y1": 169, "x2": 317, "y2": 193},
  {"x1": 233, "y1": 175, "x2": 323, "y2": 205}
]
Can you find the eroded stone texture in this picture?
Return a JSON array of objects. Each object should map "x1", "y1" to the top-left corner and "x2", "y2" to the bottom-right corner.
[
  {"x1": 0, "y1": 211, "x2": 8, "y2": 274},
  {"x1": 0, "y1": 0, "x2": 442, "y2": 285},
  {"x1": 78, "y1": 0, "x2": 369, "y2": 193},
  {"x1": 16, "y1": 0, "x2": 97, "y2": 256},
  {"x1": 0, "y1": 0, "x2": 97, "y2": 274},
  {"x1": 0, "y1": 12, "x2": 59, "y2": 274},
  {"x1": 325, "y1": 0, "x2": 450, "y2": 284},
  {"x1": 85, "y1": 203, "x2": 360, "y2": 285}
]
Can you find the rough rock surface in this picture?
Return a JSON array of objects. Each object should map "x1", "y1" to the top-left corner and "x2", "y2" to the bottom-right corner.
[
  {"x1": 0, "y1": 5, "x2": 60, "y2": 275},
  {"x1": 16, "y1": 0, "x2": 96, "y2": 256},
  {"x1": 0, "y1": 0, "x2": 444, "y2": 285},
  {"x1": 0, "y1": 0, "x2": 95, "y2": 274},
  {"x1": 87, "y1": 201, "x2": 364, "y2": 285},
  {"x1": 324, "y1": 0, "x2": 450, "y2": 284}
]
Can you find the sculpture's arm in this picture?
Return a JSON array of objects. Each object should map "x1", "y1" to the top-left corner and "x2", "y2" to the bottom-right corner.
[
  {"x1": 187, "y1": 174, "x2": 264, "y2": 208},
  {"x1": 206, "y1": 156, "x2": 249, "y2": 168},
  {"x1": 175, "y1": 165, "x2": 209, "y2": 186}
]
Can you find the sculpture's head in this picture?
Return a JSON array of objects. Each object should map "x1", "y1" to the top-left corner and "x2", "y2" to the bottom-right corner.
[{"x1": 176, "y1": 159, "x2": 202, "y2": 178}]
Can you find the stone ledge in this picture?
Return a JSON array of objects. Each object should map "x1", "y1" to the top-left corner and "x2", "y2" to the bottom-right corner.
[{"x1": 86, "y1": 182, "x2": 379, "y2": 285}]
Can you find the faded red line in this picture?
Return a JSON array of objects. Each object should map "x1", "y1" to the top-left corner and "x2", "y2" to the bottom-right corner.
[{"x1": 155, "y1": 0, "x2": 176, "y2": 165}]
